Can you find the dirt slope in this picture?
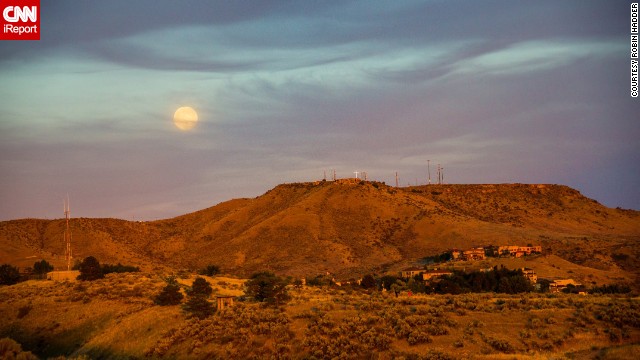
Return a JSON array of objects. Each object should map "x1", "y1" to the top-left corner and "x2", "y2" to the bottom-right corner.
[{"x1": 1, "y1": 181, "x2": 638, "y2": 279}]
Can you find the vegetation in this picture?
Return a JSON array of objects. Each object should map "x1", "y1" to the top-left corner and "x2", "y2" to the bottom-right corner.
[
  {"x1": 32, "y1": 259, "x2": 53, "y2": 278},
  {"x1": 77, "y1": 256, "x2": 104, "y2": 281},
  {"x1": 0, "y1": 264, "x2": 20, "y2": 286},
  {"x1": 154, "y1": 276, "x2": 184, "y2": 306},
  {"x1": 198, "y1": 264, "x2": 220, "y2": 276},
  {"x1": 244, "y1": 272, "x2": 290, "y2": 306},
  {"x1": 101, "y1": 263, "x2": 140, "y2": 274}
]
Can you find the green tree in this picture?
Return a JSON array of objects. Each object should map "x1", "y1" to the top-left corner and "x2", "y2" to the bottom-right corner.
[
  {"x1": 183, "y1": 294, "x2": 214, "y2": 319},
  {"x1": 0, "y1": 264, "x2": 21, "y2": 286},
  {"x1": 33, "y1": 259, "x2": 53, "y2": 278},
  {"x1": 360, "y1": 274, "x2": 377, "y2": 289},
  {"x1": 189, "y1": 276, "x2": 212, "y2": 297},
  {"x1": 199, "y1": 265, "x2": 220, "y2": 276},
  {"x1": 245, "y1": 272, "x2": 290, "y2": 306},
  {"x1": 154, "y1": 276, "x2": 184, "y2": 306},
  {"x1": 77, "y1": 256, "x2": 104, "y2": 281}
]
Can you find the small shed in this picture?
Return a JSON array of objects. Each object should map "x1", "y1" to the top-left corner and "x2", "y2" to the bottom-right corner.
[{"x1": 216, "y1": 295, "x2": 235, "y2": 311}]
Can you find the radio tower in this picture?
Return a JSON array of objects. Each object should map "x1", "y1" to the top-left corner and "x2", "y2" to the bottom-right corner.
[{"x1": 64, "y1": 196, "x2": 72, "y2": 271}]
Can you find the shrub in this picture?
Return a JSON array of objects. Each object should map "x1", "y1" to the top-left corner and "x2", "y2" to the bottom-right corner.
[
  {"x1": 101, "y1": 263, "x2": 140, "y2": 274},
  {"x1": 245, "y1": 272, "x2": 290, "y2": 306},
  {"x1": 32, "y1": 259, "x2": 53, "y2": 277},
  {"x1": 0, "y1": 338, "x2": 37, "y2": 360},
  {"x1": 199, "y1": 265, "x2": 220, "y2": 276},
  {"x1": 154, "y1": 276, "x2": 184, "y2": 306},
  {"x1": 77, "y1": 256, "x2": 104, "y2": 281},
  {"x1": 183, "y1": 294, "x2": 215, "y2": 319},
  {"x1": 189, "y1": 277, "x2": 212, "y2": 297},
  {"x1": 0, "y1": 264, "x2": 20, "y2": 285}
]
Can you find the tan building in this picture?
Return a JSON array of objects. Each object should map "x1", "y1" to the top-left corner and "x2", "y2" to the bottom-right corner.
[
  {"x1": 549, "y1": 279, "x2": 581, "y2": 293},
  {"x1": 497, "y1": 245, "x2": 541, "y2": 257},
  {"x1": 520, "y1": 268, "x2": 537, "y2": 283},
  {"x1": 422, "y1": 270, "x2": 453, "y2": 281},
  {"x1": 47, "y1": 270, "x2": 80, "y2": 281},
  {"x1": 216, "y1": 295, "x2": 235, "y2": 311},
  {"x1": 400, "y1": 267, "x2": 424, "y2": 279},
  {"x1": 462, "y1": 248, "x2": 485, "y2": 261}
]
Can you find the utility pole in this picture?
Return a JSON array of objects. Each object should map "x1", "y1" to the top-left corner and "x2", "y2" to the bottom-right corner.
[
  {"x1": 333, "y1": 169, "x2": 336, "y2": 181},
  {"x1": 395, "y1": 172, "x2": 399, "y2": 187},
  {"x1": 64, "y1": 195, "x2": 72, "y2": 271},
  {"x1": 427, "y1": 160, "x2": 431, "y2": 185},
  {"x1": 437, "y1": 164, "x2": 441, "y2": 185}
]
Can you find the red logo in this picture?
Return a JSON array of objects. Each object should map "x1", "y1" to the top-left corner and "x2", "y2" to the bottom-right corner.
[{"x1": 1, "y1": 0, "x2": 40, "y2": 40}]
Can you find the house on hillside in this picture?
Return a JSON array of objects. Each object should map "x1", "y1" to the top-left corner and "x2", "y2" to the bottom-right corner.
[
  {"x1": 549, "y1": 279, "x2": 581, "y2": 293},
  {"x1": 520, "y1": 268, "x2": 537, "y2": 283},
  {"x1": 400, "y1": 267, "x2": 424, "y2": 279},
  {"x1": 496, "y1": 245, "x2": 541, "y2": 257},
  {"x1": 422, "y1": 270, "x2": 453, "y2": 282},
  {"x1": 462, "y1": 248, "x2": 486, "y2": 261}
]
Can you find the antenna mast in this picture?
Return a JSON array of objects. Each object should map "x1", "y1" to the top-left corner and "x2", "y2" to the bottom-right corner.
[{"x1": 64, "y1": 195, "x2": 72, "y2": 271}]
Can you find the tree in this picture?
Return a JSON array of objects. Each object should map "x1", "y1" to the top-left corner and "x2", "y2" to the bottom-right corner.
[
  {"x1": 33, "y1": 260, "x2": 53, "y2": 278},
  {"x1": 154, "y1": 276, "x2": 184, "y2": 306},
  {"x1": 199, "y1": 265, "x2": 220, "y2": 277},
  {"x1": 77, "y1": 256, "x2": 104, "y2": 281},
  {"x1": 189, "y1": 277, "x2": 212, "y2": 297},
  {"x1": 245, "y1": 272, "x2": 290, "y2": 306},
  {"x1": 183, "y1": 294, "x2": 215, "y2": 319},
  {"x1": 0, "y1": 264, "x2": 21, "y2": 286},
  {"x1": 360, "y1": 274, "x2": 377, "y2": 289}
]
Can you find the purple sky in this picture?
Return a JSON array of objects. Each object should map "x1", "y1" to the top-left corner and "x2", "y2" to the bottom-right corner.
[{"x1": 1, "y1": 0, "x2": 638, "y2": 221}]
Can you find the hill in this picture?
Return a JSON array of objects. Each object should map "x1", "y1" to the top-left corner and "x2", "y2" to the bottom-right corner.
[{"x1": 1, "y1": 181, "x2": 639, "y2": 282}]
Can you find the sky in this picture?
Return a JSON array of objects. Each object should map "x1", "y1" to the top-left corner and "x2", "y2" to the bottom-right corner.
[{"x1": 0, "y1": 0, "x2": 638, "y2": 221}]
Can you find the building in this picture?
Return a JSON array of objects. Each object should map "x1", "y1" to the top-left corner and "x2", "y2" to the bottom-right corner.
[
  {"x1": 496, "y1": 245, "x2": 541, "y2": 257},
  {"x1": 520, "y1": 268, "x2": 537, "y2": 283},
  {"x1": 549, "y1": 279, "x2": 581, "y2": 293},
  {"x1": 400, "y1": 267, "x2": 424, "y2": 279},
  {"x1": 46, "y1": 270, "x2": 80, "y2": 281},
  {"x1": 462, "y1": 248, "x2": 485, "y2": 261},
  {"x1": 422, "y1": 270, "x2": 453, "y2": 282},
  {"x1": 216, "y1": 295, "x2": 235, "y2": 311}
]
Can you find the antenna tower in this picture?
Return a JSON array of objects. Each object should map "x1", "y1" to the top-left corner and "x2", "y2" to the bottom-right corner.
[{"x1": 64, "y1": 196, "x2": 72, "y2": 271}]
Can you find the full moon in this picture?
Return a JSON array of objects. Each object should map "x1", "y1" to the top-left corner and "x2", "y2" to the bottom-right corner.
[{"x1": 173, "y1": 106, "x2": 198, "y2": 131}]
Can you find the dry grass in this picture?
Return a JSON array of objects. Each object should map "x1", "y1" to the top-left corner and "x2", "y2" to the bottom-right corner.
[{"x1": 1, "y1": 273, "x2": 639, "y2": 359}]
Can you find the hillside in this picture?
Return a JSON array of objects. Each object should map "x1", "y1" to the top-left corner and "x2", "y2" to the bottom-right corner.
[{"x1": 1, "y1": 181, "x2": 639, "y2": 281}]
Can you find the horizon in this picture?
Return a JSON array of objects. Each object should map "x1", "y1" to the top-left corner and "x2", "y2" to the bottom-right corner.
[{"x1": 1, "y1": 1, "x2": 638, "y2": 221}]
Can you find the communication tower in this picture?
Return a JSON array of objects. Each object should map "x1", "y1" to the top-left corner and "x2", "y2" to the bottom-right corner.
[{"x1": 64, "y1": 196, "x2": 72, "y2": 271}]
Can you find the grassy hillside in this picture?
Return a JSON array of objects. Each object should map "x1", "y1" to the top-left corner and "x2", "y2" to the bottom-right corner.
[
  {"x1": 1, "y1": 273, "x2": 638, "y2": 359},
  {"x1": 1, "y1": 181, "x2": 638, "y2": 281}
]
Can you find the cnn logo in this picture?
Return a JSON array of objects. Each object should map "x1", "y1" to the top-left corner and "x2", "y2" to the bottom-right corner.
[
  {"x1": 1, "y1": 0, "x2": 40, "y2": 40},
  {"x1": 3, "y1": 6, "x2": 37, "y2": 22}
]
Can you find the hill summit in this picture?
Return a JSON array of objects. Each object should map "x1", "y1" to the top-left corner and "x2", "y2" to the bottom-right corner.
[{"x1": 1, "y1": 181, "x2": 638, "y2": 279}]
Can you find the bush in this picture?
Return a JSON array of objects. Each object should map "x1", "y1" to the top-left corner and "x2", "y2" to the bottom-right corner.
[
  {"x1": 0, "y1": 264, "x2": 20, "y2": 285},
  {"x1": 189, "y1": 277, "x2": 212, "y2": 297},
  {"x1": 0, "y1": 337, "x2": 37, "y2": 360},
  {"x1": 183, "y1": 294, "x2": 215, "y2": 319},
  {"x1": 245, "y1": 272, "x2": 290, "y2": 306},
  {"x1": 101, "y1": 263, "x2": 140, "y2": 274},
  {"x1": 199, "y1": 264, "x2": 220, "y2": 276},
  {"x1": 77, "y1": 256, "x2": 104, "y2": 281},
  {"x1": 154, "y1": 276, "x2": 184, "y2": 306},
  {"x1": 33, "y1": 259, "x2": 53, "y2": 277}
]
